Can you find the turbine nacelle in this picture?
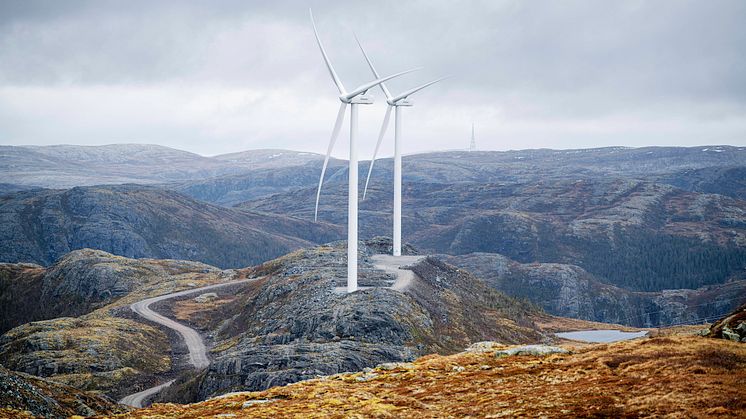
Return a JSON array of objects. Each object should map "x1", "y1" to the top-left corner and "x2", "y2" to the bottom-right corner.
[
  {"x1": 342, "y1": 94, "x2": 374, "y2": 104},
  {"x1": 388, "y1": 98, "x2": 413, "y2": 107}
]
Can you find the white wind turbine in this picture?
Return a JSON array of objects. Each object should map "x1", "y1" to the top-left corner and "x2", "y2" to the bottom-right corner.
[
  {"x1": 310, "y1": 10, "x2": 418, "y2": 292},
  {"x1": 357, "y1": 35, "x2": 447, "y2": 257}
]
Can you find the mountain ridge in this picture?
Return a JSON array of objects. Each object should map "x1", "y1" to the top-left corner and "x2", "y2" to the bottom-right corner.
[{"x1": 0, "y1": 184, "x2": 342, "y2": 268}]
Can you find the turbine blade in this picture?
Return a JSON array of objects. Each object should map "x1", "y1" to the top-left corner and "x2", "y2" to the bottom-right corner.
[
  {"x1": 353, "y1": 32, "x2": 392, "y2": 101},
  {"x1": 345, "y1": 67, "x2": 421, "y2": 101},
  {"x1": 363, "y1": 104, "x2": 392, "y2": 200},
  {"x1": 390, "y1": 76, "x2": 450, "y2": 104},
  {"x1": 309, "y1": 9, "x2": 346, "y2": 95},
  {"x1": 315, "y1": 102, "x2": 347, "y2": 222}
]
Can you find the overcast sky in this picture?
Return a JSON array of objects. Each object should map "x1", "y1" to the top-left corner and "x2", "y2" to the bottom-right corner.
[{"x1": 1, "y1": 0, "x2": 745, "y2": 157}]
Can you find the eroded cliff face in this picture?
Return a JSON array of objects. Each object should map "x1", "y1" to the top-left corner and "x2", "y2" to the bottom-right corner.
[{"x1": 447, "y1": 252, "x2": 746, "y2": 327}]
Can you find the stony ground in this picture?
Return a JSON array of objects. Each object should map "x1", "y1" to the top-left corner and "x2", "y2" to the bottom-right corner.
[
  {"x1": 105, "y1": 335, "x2": 745, "y2": 418},
  {"x1": 0, "y1": 365, "x2": 126, "y2": 418}
]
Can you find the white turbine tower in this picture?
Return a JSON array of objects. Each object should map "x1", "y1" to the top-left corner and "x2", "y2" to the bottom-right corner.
[
  {"x1": 310, "y1": 10, "x2": 418, "y2": 292},
  {"x1": 357, "y1": 36, "x2": 446, "y2": 257}
]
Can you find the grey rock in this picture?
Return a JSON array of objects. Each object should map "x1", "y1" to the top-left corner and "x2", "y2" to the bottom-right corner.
[
  {"x1": 722, "y1": 327, "x2": 741, "y2": 342},
  {"x1": 194, "y1": 292, "x2": 218, "y2": 303},
  {"x1": 242, "y1": 399, "x2": 275, "y2": 408},
  {"x1": 494, "y1": 345, "x2": 570, "y2": 357}
]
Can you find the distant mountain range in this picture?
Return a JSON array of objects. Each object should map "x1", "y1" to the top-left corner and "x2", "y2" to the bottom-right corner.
[
  {"x1": 0, "y1": 144, "x2": 330, "y2": 189},
  {"x1": 3, "y1": 143, "x2": 744, "y2": 200}
]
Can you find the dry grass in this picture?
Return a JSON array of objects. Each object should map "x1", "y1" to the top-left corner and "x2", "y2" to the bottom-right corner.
[
  {"x1": 106, "y1": 335, "x2": 746, "y2": 418},
  {"x1": 171, "y1": 296, "x2": 236, "y2": 330}
]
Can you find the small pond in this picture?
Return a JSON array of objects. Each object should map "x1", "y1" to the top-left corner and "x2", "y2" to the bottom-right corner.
[{"x1": 555, "y1": 330, "x2": 648, "y2": 343}]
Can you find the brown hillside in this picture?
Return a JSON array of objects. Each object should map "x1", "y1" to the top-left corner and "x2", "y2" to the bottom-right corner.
[{"x1": 108, "y1": 335, "x2": 745, "y2": 418}]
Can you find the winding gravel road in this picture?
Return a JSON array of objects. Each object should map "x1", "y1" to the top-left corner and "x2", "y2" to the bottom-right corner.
[{"x1": 119, "y1": 278, "x2": 253, "y2": 408}]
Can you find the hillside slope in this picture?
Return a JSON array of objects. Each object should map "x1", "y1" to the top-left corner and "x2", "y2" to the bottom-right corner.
[
  {"x1": 0, "y1": 249, "x2": 234, "y2": 399},
  {"x1": 242, "y1": 178, "x2": 746, "y2": 292},
  {"x1": 0, "y1": 249, "x2": 222, "y2": 334},
  {"x1": 0, "y1": 184, "x2": 342, "y2": 268},
  {"x1": 446, "y1": 252, "x2": 746, "y2": 327},
  {"x1": 116, "y1": 335, "x2": 746, "y2": 418},
  {"x1": 0, "y1": 242, "x2": 546, "y2": 403}
]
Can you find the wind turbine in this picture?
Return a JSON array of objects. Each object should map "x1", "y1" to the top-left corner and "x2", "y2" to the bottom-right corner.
[
  {"x1": 357, "y1": 35, "x2": 447, "y2": 257},
  {"x1": 310, "y1": 10, "x2": 418, "y2": 292},
  {"x1": 470, "y1": 123, "x2": 477, "y2": 152}
]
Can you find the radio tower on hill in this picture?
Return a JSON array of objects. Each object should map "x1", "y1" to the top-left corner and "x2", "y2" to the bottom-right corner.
[{"x1": 469, "y1": 123, "x2": 477, "y2": 152}]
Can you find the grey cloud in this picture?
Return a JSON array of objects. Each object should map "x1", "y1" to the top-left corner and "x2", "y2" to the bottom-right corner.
[{"x1": 0, "y1": 0, "x2": 744, "y2": 153}]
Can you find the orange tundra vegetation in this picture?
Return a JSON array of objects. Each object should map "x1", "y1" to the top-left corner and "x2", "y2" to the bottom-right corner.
[{"x1": 105, "y1": 335, "x2": 745, "y2": 418}]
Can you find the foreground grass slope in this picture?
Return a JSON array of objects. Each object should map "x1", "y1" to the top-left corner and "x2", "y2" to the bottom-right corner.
[{"x1": 111, "y1": 335, "x2": 745, "y2": 418}]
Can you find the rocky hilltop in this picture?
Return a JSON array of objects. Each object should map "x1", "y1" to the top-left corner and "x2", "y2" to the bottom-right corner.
[
  {"x1": 0, "y1": 184, "x2": 342, "y2": 268},
  {"x1": 155, "y1": 240, "x2": 544, "y2": 402}
]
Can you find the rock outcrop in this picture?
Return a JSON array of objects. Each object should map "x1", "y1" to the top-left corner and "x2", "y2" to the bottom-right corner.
[
  {"x1": 708, "y1": 303, "x2": 746, "y2": 342},
  {"x1": 0, "y1": 317, "x2": 172, "y2": 400},
  {"x1": 0, "y1": 365, "x2": 126, "y2": 418}
]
